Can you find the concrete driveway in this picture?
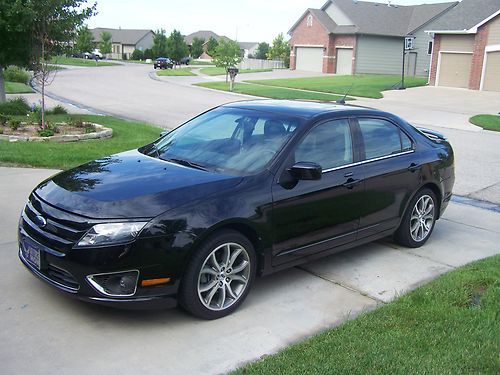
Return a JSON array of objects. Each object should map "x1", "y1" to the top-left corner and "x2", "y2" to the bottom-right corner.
[{"x1": 2, "y1": 64, "x2": 499, "y2": 374}]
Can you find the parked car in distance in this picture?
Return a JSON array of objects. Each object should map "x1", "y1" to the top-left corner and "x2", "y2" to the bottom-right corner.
[
  {"x1": 154, "y1": 57, "x2": 173, "y2": 69},
  {"x1": 180, "y1": 56, "x2": 191, "y2": 65},
  {"x1": 18, "y1": 100, "x2": 454, "y2": 319}
]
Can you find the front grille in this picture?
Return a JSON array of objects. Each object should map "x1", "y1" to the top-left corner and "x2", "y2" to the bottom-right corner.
[
  {"x1": 47, "y1": 264, "x2": 80, "y2": 290},
  {"x1": 20, "y1": 194, "x2": 94, "y2": 254}
]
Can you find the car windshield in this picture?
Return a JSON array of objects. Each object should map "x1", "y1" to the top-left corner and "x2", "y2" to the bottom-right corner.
[{"x1": 147, "y1": 107, "x2": 303, "y2": 175}]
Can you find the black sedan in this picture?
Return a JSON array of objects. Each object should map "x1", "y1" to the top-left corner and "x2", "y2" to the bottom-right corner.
[
  {"x1": 153, "y1": 57, "x2": 173, "y2": 69},
  {"x1": 18, "y1": 100, "x2": 454, "y2": 319}
]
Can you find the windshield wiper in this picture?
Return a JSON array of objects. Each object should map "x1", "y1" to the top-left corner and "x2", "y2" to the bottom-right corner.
[{"x1": 165, "y1": 158, "x2": 210, "y2": 171}]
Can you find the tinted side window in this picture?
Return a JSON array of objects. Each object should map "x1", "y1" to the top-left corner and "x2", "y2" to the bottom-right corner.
[
  {"x1": 358, "y1": 118, "x2": 407, "y2": 160},
  {"x1": 295, "y1": 119, "x2": 353, "y2": 170}
]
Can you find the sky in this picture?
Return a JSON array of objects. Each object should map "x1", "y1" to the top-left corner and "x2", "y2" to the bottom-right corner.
[{"x1": 85, "y1": 0, "x2": 458, "y2": 43}]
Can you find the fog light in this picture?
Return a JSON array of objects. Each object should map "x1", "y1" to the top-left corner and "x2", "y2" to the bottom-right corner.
[{"x1": 87, "y1": 270, "x2": 139, "y2": 297}]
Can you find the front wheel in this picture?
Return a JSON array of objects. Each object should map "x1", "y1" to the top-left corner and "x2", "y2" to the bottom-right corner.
[
  {"x1": 179, "y1": 230, "x2": 256, "y2": 319},
  {"x1": 394, "y1": 188, "x2": 438, "y2": 248}
]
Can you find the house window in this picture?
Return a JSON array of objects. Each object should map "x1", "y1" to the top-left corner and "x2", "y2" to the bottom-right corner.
[
  {"x1": 427, "y1": 40, "x2": 433, "y2": 55},
  {"x1": 307, "y1": 15, "x2": 313, "y2": 27},
  {"x1": 404, "y1": 37, "x2": 414, "y2": 50}
]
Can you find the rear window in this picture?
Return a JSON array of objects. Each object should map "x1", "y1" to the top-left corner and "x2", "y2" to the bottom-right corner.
[{"x1": 358, "y1": 118, "x2": 412, "y2": 160}]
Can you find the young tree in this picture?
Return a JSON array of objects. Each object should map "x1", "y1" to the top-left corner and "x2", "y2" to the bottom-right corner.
[
  {"x1": 255, "y1": 42, "x2": 270, "y2": 60},
  {"x1": 152, "y1": 29, "x2": 168, "y2": 58},
  {"x1": 166, "y1": 29, "x2": 189, "y2": 64},
  {"x1": 206, "y1": 37, "x2": 219, "y2": 57},
  {"x1": 212, "y1": 39, "x2": 242, "y2": 82},
  {"x1": 268, "y1": 33, "x2": 290, "y2": 67},
  {"x1": 0, "y1": 1, "x2": 33, "y2": 102},
  {"x1": 99, "y1": 31, "x2": 112, "y2": 54},
  {"x1": 30, "y1": 0, "x2": 96, "y2": 127},
  {"x1": 191, "y1": 37, "x2": 205, "y2": 59},
  {"x1": 75, "y1": 25, "x2": 94, "y2": 53}
]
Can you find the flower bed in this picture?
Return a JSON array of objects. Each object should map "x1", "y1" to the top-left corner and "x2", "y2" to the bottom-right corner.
[{"x1": 0, "y1": 121, "x2": 113, "y2": 142}]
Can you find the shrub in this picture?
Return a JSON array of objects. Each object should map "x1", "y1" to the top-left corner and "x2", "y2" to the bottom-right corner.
[
  {"x1": 0, "y1": 97, "x2": 31, "y2": 115},
  {"x1": 84, "y1": 124, "x2": 96, "y2": 133},
  {"x1": 143, "y1": 48, "x2": 153, "y2": 60},
  {"x1": 46, "y1": 105, "x2": 68, "y2": 115},
  {"x1": 8, "y1": 119, "x2": 21, "y2": 131},
  {"x1": 131, "y1": 49, "x2": 144, "y2": 60},
  {"x1": 4, "y1": 66, "x2": 30, "y2": 84},
  {"x1": 70, "y1": 118, "x2": 84, "y2": 128},
  {"x1": 37, "y1": 128, "x2": 55, "y2": 137},
  {"x1": 0, "y1": 114, "x2": 9, "y2": 125}
]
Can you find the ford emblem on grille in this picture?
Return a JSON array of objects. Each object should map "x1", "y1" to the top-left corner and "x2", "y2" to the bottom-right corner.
[{"x1": 34, "y1": 215, "x2": 47, "y2": 228}]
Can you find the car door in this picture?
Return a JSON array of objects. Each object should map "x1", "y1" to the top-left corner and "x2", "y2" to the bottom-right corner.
[
  {"x1": 354, "y1": 117, "x2": 420, "y2": 238},
  {"x1": 271, "y1": 118, "x2": 364, "y2": 266}
]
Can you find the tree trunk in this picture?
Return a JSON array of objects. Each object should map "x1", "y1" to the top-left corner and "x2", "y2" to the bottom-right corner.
[
  {"x1": 41, "y1": 78, "x2": 45, "y2": 128},
  {"x1": 0, "y1": 66, "x2": 6, "y2": 103}
]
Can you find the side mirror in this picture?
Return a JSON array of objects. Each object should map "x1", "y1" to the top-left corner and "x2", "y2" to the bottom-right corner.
[{"x1": 288, "y1": 162, "x2": 322, "y2": 181}]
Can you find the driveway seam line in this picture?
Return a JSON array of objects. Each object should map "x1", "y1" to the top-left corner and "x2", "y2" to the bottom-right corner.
[
  {"x1": 295, "y1": 265, "x2": 386, "y2": 304},
  {"x1": 441, "y1": 217, "x2": 500, "y2": 233}
]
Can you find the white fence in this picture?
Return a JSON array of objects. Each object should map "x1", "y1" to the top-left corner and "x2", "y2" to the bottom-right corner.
[{"x1": 237, "y1": 58, "x2": 285, "y2": 70}]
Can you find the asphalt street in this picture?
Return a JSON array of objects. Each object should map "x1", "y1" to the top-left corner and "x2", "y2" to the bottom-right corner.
[{"x1": 2, "y1": 64, "x2": 499, "y2": 374}]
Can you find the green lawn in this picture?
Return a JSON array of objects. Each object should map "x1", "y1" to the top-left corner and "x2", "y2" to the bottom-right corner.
[
  {"x1": 50, "y1": 56, "x2": 120, "y2": 67},
  {"x1": 199, "y1": 67, "x2": 273, "y2": 76},
  {"x1": 156, "y1": 67, "x2": 196, "y2": 76},
  {"x1": 195, "y1": 81, "x2": 351, "y2": 102},
  {"x1": 235, "y1": 255, "x2": 500, "y2": 374},
  {"x1": 190, "y1": 60, "x2": 215, "y2": 66},
  {"x1": 5, "y1": 82, "x2": 34, "y2": 94},
  {"x1": 469, "y1": 114, "x2": 500, "y2": 132},
  {"x1": 0, "y1": 114, "x2": 161, "y2": 169},
  {"x1": 246, "y1": 74, "x2": 428, "y2": 99}
]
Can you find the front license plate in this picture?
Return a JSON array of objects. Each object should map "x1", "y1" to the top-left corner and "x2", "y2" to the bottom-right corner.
[{"x1": 21, "y1": 240, "x2": 41, "y2": 270}]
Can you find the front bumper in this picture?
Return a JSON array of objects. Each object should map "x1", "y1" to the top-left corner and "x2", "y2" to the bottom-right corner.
[{"x1": 18, "y1": 229, "x2": 179, "y2": 310}]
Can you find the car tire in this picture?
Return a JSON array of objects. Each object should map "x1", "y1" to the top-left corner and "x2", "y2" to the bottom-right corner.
[
  {"x1": 394, "y1": 188, "x2": 438, "y2": 248},
  {"x1": 179, "y1": 230, "x2": 256, "y2": 319}
]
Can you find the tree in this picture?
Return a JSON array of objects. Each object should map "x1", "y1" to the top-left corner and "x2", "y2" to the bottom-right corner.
[
  {"x1": 75, "y1": 25, "x2": 94, "y2": 53},
  {"x1": 206, "y1": 37, "x2": 219, "y2": 57},
  {"x1": 268, "y1": 33, "x2": 290, "y2": 67},
  {"x1": 99, "y1": 31, "x2": 112, "y2": 54},
  {"x1": 30, "y1": 0, "x2": 96, "y2": 127},
  {"x1": 152, "y1": 29, "x2": 168, "y2": 58},
  {"x1": 255, "y1": 42, "x2": 270, "y2": 60},
  {"x1": 0, "y1": 1, "x2": 33, "y2": 102},
  {"x1": 166, "y1": 29, "x2": 189, "y2": 63},
  {"x1": 191, "y1": 37, "x2": 205, "y2": 59},
  {"x1": 212, "y1": 39, "x2": 242, "y2": 82}
]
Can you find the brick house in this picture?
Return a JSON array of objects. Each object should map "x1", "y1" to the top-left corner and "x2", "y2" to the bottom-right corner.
[
  {"x1": 427, "y1": 0, "x2": 500, "y2": 91},
  {"x1": 288, "y1": 0, "x2": 456, "y2": 76}
]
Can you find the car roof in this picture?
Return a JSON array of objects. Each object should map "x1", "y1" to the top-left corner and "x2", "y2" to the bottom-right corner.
[{"x1": 222, "y1": 100, "x2": 382, "y2": 119}]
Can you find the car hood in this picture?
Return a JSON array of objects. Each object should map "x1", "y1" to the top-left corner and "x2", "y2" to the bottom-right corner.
[{"x1": 34, "y1": 150, "x2": 242, "y2": 219}]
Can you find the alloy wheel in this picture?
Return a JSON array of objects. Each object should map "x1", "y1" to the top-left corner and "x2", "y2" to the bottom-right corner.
[
  {"x1": 409, "y1": 194, "x2": 435, "y2": 242},
  {"x1": 197, "y1": 242, "x2": 251, "y2": 311}
]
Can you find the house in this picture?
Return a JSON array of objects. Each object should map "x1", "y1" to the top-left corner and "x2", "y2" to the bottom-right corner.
[
  {"x1": 239, "y1": 42, "x2": 259, "y2": 58},
  {"x1": 427, "y1": 0, "x2": 500, "y2": 92},
  {"x1": 184, "y1": 30, "x2": 232, "y2": 59},
  {"x1": 90, "y1": 28, "x2": 154, "y2": 59},
  {"x1": 288, "y1": 0, "x2": 457, "y2": 76}
]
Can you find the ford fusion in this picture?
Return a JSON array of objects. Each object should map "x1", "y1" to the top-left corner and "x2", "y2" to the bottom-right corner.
[{"x1": 19, "y1": 100, "x2": 454, "y2": 319}]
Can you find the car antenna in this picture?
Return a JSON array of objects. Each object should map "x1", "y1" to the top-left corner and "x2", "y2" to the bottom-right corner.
[{"x1": 336, "y1": 83, "x2": 354, "y2": 105}]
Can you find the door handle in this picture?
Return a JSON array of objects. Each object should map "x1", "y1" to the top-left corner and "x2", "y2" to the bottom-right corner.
[
  {"x1": 343, "y1": 178, "x2": 362, "y2": 189},
  {"x1": 408, "y1": 163, "x2": 421, "y2": 172}
]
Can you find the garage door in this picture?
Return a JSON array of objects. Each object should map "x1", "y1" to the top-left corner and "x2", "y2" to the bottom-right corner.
[
  {"x1": 482, "y1": 51, "x2": 500, "y2": 91},
  {"x1": 296, "y1": 47, "x2": 323, "y2": 72},
  {"x1": 336, "y1": 48, "x2": 353, "y2": 75},
  {"x1": 438, "y1": 52, "x2": 472, "y2": 88}
]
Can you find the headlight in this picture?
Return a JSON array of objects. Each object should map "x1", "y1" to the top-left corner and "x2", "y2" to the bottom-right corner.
[{"x1": 76, "y1": 222, "x2": 147, "y2": 248}]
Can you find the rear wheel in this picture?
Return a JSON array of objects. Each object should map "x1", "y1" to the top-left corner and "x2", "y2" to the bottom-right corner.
[
  {"x1": 179, "y1": 230, "x2": 256, "y2": 319},
  {"x1": 395, "y1": 188, "x2": 437, "y2": 248}
]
